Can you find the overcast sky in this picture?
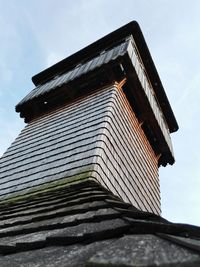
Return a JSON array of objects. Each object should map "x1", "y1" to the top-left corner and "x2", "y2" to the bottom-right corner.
[{"x1": 0, "y1": 0, "x2": 200, "y2": 226}]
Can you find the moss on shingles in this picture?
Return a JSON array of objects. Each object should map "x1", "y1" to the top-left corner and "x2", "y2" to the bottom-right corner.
[{"x1": 0, "y1": 167, "x2": 94, "y2": 207}]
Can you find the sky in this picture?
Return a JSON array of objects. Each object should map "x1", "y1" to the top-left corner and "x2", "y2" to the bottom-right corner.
[{"x1": 0, "y1": 0, "x2": 200, "y2": 226}]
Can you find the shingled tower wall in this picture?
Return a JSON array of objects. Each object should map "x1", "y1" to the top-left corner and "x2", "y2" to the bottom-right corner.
[
  {"x1": 91, "y1": 84, "x2": 160, "y2": 214},
  {"x1": 0, "y1": 22, "x2": 178, "y2": 215}
]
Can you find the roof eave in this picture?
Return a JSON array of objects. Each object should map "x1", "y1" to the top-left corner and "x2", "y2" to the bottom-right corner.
[{"x1": 31, "y1": 21, "x2": 178, "y2": 133}]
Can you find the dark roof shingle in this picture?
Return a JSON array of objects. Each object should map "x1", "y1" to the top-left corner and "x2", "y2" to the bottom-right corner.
[
  {"x1": 16, "y1": 39, "x2": 129, "y2": 108},
  {"x1": 0, "y1": 180, "x2": 199, "y2": 266}
]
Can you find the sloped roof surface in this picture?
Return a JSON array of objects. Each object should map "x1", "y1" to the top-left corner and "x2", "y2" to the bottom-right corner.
[
  {"x1": 17, "y1": 39, "x2": 129, "y2": 107},
  {"x1": 15, "y1": 21, "x2": 178, "y2": 133},
  {"x1": 0, "y1": 180, "x2": 199, "y2": 266}
]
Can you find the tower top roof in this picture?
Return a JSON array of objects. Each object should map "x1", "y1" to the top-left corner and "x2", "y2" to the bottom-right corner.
[{"x1": 16, "y1": 21, "x2": 178, "y2": 134}]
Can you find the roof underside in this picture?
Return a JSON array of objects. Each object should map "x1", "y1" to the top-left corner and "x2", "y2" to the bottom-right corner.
[{"x1": 0, "y1": 179, "x2": 199, "y2": 266}]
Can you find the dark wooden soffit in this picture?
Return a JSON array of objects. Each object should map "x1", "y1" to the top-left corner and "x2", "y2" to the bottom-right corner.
[{"x1": 32, "y1": 21, "x2": 178, "y2": 133}]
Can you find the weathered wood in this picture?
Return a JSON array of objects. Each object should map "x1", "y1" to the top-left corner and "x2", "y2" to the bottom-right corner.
[
  {"x1": 127, "y1": 38, "x2": 173, "y2": 157},
  {"x1": 0, "y1": 84, "x2": 160, "y2": 214},
  {"x1": 90, "y1": 84, "x2": 160, "y2": 214}
]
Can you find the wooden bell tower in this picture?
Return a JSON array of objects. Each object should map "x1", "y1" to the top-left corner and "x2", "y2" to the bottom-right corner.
[{"x1": 0, "y1": 22, "x2": 178, "y2": 215}]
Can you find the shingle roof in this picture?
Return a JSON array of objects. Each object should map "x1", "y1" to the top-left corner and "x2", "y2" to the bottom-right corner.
[
  {"x1": 29, "y1": 21, "x2": 178, "y2": 134},
  {"x1": 16, "y1": 39, "x2": 129, "y2": 107},
  {"x1": 15, "y1": 22, "x2": 178, "y2": 134},
  {"x1": 0, "y1": 179, "x2": 199, "y2": 266}
]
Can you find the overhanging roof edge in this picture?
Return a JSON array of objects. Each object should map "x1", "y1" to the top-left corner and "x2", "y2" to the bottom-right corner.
[
  {"x1": 31, "y1": 21, "x2": 178, "y2": 133},
  {"x1": 32, "y1": 21, "x2": 139, "y2": 86}
]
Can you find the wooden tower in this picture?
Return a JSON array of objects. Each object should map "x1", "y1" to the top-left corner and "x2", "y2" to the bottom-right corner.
[{"x1": 0, "y1": 22, "x2": 178, "y2": 215}]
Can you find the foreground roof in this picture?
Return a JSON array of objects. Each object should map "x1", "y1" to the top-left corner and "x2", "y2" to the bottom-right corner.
[{"x1": 0, "y1": 180, "x2": 199, "y2": 266}]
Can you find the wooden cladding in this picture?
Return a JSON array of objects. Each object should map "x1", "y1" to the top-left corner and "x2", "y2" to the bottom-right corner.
[
  {"x1": 0, "y1": 84, "x2": 160, "y2": 214},
  {"x1": 0, "y1": 87, "x2": 113, "y2": 200},
  {"x1": 91, "y1": 84, "x2": 160, "y2": 214}
]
